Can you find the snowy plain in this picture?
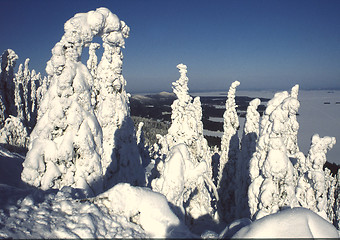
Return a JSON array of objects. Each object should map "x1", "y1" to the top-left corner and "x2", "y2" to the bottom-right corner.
[{"x1": 195, "y1": 89, "x2": 340, "y2": 165}]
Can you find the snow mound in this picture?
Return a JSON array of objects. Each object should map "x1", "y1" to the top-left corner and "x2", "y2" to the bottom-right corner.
[
  {"x1": 95, "y1": 183, "x2": 191, "y2": 238},
  {"x1": 232, "y1": 207, "x2": 339, "y2": 238},
  {"x1": 0, "y1": 186, "x2": 147, "y2": 239}
]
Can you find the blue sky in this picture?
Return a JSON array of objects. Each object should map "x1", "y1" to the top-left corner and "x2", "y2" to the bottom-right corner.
[{"x1": 1, "y1": 0, "x2": 340, "y2": 93}]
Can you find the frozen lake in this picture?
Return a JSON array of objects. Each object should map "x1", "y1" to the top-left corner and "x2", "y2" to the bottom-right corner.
[{"x1": 194, "y1": 90, "x2": 340, "y2": 165}]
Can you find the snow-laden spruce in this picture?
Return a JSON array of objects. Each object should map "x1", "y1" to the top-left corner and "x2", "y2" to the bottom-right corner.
[
  {"x1": 0, "y1": 50, "x2": 44, "y2": 149},
  {"x1": 22, "y1": 8, "x2": 129, "y2": 195},
  {"x1": 217, "y1": 80, "x2": 240, "y2": 222},
  {"x1": 87, "y1": 42, "x2": 100, "y2": 81},
  {"x1": 153, "y1": 64, "x2": 216, "y2": 222},
  {"x1": 335, "y1": 169, "x2": 340, "y2": 229},
  {"x1": 295, "y1": 133, "x2": 336, "y2": 221},
  {"x1": 93, "y1": 11, "x2": 145, "y2": 187},
  {"x1": 0, "y1": 49, "x2": 18, "y2": 126},
  {"x1": 235, "y1": 98, "x2": 261, "y2": 219},
  {"x1": 248, "y1": 86, "x2": 301, "y2": 220}
]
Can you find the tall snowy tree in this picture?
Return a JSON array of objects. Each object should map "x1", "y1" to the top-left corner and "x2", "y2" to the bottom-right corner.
[
  {"x1": 295, "y1": 134, "x2": 336, "y2": 221},
  {"x1": 217, "y1": 80, "x2": 240, "y2": 222},
  {"x1": 235, "y1": 98, "x2": 261, "y2": 218},
  {"x1": 21, "y1": 8, "x2": 130, "y2": 196},
  {"x1": 153, "y1": 64, "x2": 216, "y2": 223},
  {"x1": 335, "y1": 169, "x2": 340, "y2": 229},
  {"x1": 248, "y1": 89, "x2": 299, "y2": 220},
  {"x1": 93, "y1": 9, "x2": 145, "y2": 188},
  {"x1": 0, "y1": 49, "x2": 18, "y2": 126},
  {"x1": 0, "y1": 52, "x2": 43, "y2": 149}
]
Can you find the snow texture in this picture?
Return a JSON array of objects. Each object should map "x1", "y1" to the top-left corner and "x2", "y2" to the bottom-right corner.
[
  {"x1": 0, "y1": 185, "x2": 148, "y2": 239},
  {"x1": 95, "y1": 183, "x2": 191, "y2": 238},
  {"x1": 152, "y1": 144, "x2": 216, "y2": 221},
  {"x1": 0, "y1": 6, "x2": 339, "y2": 238},
  {"x1": 233, "y1": 207, "x2": 339, "y2": 238}
]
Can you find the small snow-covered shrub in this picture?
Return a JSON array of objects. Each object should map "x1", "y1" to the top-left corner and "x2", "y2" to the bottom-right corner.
[{"x1": 0, "y1": 116, "x2": 28, "y2": 149}]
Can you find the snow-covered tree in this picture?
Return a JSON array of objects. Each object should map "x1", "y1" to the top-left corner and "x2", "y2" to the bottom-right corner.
[
  {"x1": 0, "y1": 49, "x2": 18, "y2": 126},
  {"x1": 93, "y1": 9, "x2": 145, "y2": 188},
  {"x1": 334, "y1": 169, "x2": 340, "y2": 229},
  {"x1": 295, "y1": 134, "x2": 336, "y2": 221},
  {"x1": 154, "y1": 64, "x2": 215, "y2": 222},
  {"x1": 248, "y1": 89, "x2": 299, "y2": 220},
  {"x1": 87, "y1": 42, "x2": 100, "y2": 79},
  {"x1": 0, "y1": 115, "x2": 28, "y2": 148},
  {"x1": 135, "y1": 121, "x2": 151, "y2": 170},
  {"x1": 36, "y1": 76, "x2": 49, "y2": 108},
  {"x1": 217, "y1": 80, "x2": 240, "y2": 222},
  {"x1": 282, "y1": 84, "x2": 300, "y2": 156},
  {"x1": 0, "y1": 51, "x2": 43, "y2": 149},
  {"x1": 235, "y1": 98, "x2": 261, "y2": 218},
  {"x1": 21, "y1": 8, "x2": 130, "y2": 195},
  {"x1": 152, "y1": 144, "x2": 214, "y2": 220},
  {"x1": 325, "y1": 168, "x2": 336, "y2": 223}
]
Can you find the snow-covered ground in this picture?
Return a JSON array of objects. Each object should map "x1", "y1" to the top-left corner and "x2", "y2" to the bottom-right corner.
[
  {"x1": 1, "y1": 145, "x2": 338, "y2": 239},
  {"x1": 196, "y1": 90, "x2": 340, "y2": 165}
]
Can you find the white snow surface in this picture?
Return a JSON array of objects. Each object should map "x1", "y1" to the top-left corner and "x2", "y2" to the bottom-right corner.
[
  {"x1": 0, "y1": 185, "x2": 148, "y2": 239},
  {"x1": 233, "y1": 207, "x2": 339, "y2": 238}
]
